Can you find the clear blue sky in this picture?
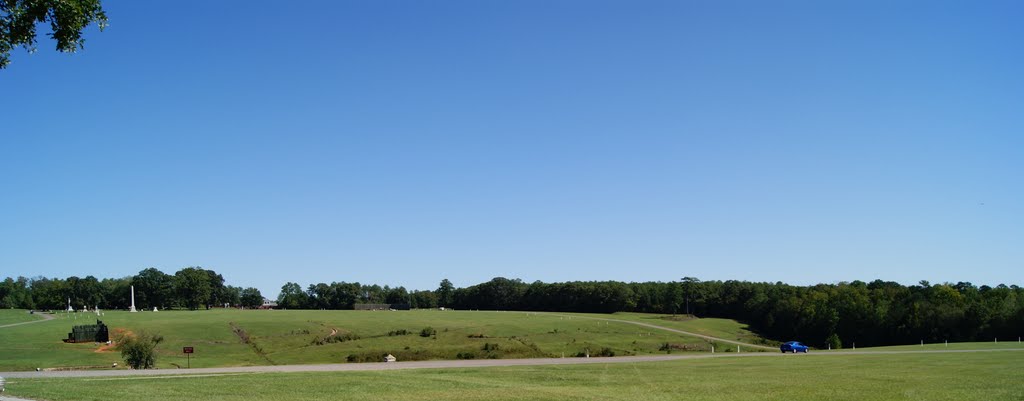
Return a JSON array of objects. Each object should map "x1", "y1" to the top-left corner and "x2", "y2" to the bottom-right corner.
[{"x1": 2, "y1": 1, "x2": 1021, "y2": 297}]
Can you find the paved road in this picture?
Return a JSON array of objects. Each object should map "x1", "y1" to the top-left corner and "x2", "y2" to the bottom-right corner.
[
  {"x1": 0, "y1": 313, "x2": 54, "y2": 329},
  {"x1": 542, "y1": 312, "x2": 777, "y2": 350},
  {"x1": 2, "y1": 348, "x2": 1021, "y2": 380}
]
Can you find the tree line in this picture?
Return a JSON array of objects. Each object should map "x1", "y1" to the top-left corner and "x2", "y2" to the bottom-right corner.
[
  {"x1": 443, "y1": 277, "x2": 1023, "y2": 348},
  {"x1": 0, "y1": 267, "x2": 264, "y2": 311},
  {"x1": 3, "y1": 272, "x2": 1021, "y2": 348}
]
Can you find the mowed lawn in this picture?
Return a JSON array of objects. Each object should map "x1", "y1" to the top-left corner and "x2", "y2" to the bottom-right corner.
[
  {"x1": 0, "y1": 309, "x2": 45, "y2": 326},
  {"x1": 556, "y1": 312, "x2": 773, "y2": 346},
  {"x1": 0, "y1": 309, "x2": 744, "y2": 371},
  {"x1": 6, "y1": 351, "x2": 1023, "y2": 401}
]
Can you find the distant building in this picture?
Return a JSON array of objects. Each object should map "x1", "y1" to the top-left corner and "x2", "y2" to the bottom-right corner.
[{"x1": 260, "y1": 298, "x2": 278, "y2": 309}]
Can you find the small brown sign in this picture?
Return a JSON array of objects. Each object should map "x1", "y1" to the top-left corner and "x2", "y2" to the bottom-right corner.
[{"x1": 183, "y1": 347, "x2": 194, "y2": 354}]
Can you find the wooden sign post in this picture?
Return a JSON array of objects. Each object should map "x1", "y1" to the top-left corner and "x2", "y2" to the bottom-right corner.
[{"x1": 183, "y1": 346, "x2": 194, "y2": 368}]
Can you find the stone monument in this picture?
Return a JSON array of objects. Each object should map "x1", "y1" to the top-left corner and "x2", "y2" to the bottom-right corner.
[{"x1": 129, "y1": 285, "x2": 137, "y2": 312}]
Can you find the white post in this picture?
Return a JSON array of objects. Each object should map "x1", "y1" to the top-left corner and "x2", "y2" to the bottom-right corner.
[
  {"x1": 711, "y1": 346, "x2": 714, "y2": 353},
  {"x1": 945, "y1": 340, "x2": 947, "y2": 347},
  {"x1": 129, "y1": 285, "x2": 137, "y2": 313},
  {"x1": 737, "y1": 345, "x2": 740, "y2": 353},
  {"x1": 920, "y1": 340, "x2": 923, "y2": 347},
  {"x1": 828, "y1": 344, "x2": 831, "y2": 350}
]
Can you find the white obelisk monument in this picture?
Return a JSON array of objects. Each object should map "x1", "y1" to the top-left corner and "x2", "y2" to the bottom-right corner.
[{"x1": 129, "y1": 285, "x2": 138, "y2": 312}]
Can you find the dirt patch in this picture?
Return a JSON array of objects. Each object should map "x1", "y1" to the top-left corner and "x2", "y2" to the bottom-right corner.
[{"x1": 111, "y1": 328, "x2": 135, "y2": 340}]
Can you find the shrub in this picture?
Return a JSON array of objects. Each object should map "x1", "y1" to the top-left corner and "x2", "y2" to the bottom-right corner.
[
  {"x1": 311, "y1": 332, "x2": 360, "y2": 346},
  {"x1": 116, "y1": 331, "x2": 164, "y2": 369},
  {"x1": 826, "y1": 333, "x2": 842, "y2": 349},
  {"x1": 420, "y1": 327, "x2": 436, "y2": 337}
]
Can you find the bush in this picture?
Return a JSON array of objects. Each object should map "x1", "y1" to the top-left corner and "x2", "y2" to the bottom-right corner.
[
  {"x1": 116, "y1": 331, "x2": 164, "y2": 369},
  {"x1": 420, "y1": 327, "x2": 436, "y2": 337},
  {"x1": 388, "y1": 329, "x2": 410, "y2": 336},
  {"x1": 311, "y1": 332, "x2": 360, "y2": 345},
  {"x1": 596, "y1": 347, "x2": 615, "y2": 357},
  {"x1": 825, "y1": 333, "x2": 842, "y2": 349}
]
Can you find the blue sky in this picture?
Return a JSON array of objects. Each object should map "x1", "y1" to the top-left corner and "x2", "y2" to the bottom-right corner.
[{"x1": 2, "y1": 1, "x2": 1021, "y2": 297}]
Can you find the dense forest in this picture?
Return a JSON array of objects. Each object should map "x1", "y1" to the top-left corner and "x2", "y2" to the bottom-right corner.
[
  {"x1": 2, "y1": 270, "x2": 1021, "y2": 348},
  {"x1": 0, "y1": 267, "x2": 265, "y2": 311}
]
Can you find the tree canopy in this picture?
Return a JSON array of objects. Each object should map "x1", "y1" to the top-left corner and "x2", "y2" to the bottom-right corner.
[
  {"x1": 1, "y1": 0, "x2": 107, "y2": 69},
  {"x1": 3, "y1": 271, "x2": 1021, "y2": 349}
]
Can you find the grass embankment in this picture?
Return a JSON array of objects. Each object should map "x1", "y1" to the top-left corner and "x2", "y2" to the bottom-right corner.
[
  {"x1": 6, "y1": 351, "x2": 1023, "y2": 401},
  {"x1": 556, "y1": 312, "x2": 774, "y2": 346},
  {"x1": 0, "y1": 309, "x2": 758, "y2": 371}
]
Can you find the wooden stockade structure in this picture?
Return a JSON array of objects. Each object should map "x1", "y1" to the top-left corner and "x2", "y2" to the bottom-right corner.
[
  {"x1": 353, "y1": 303, "x2": 410, "y2": 311},
  {"x1": 64, "y1": 320, "x2": 110, "y2": 343}
]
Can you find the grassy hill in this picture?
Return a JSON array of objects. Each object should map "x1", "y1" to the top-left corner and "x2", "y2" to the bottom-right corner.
[
  {"x1": 0, "y1": 309, "x2": 45, "y2": 326},
  {"x1": 0, "y1": 309, "x2": 766, "y2": 371},
  {"x1": 557, "y1": 312, "x2": 775, "y2": 346}
]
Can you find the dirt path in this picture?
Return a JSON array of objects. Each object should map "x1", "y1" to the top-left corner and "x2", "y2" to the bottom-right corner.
[
  {"x1": 543, "y1": 312, "x2": 777, "y2": 350},
  {"x1": 0, "y1": 313, "x2": 54, "y2": 329}
]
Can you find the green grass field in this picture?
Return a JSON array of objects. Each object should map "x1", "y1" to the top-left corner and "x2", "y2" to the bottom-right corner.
[
  {"x1": 0, "y1": 309, "x2": 754, "y2": 371},
  {"x1": 5, "y1": 350, "x2": 1022, "y2": 401},
  {"x1": 556, "y1": 312, "x2": 774, "y2": 346},
  {"x1": 0, "y1": 309, "x2": 45, "y2": 326},
  {"x1": 831, "y1": 340, "x2": 1024, "y2": 352}
]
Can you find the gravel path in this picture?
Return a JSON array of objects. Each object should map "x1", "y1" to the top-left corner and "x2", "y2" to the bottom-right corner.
[
  {"x1": 0, "y1": 395, "x2": 37, "y2": 401},
  {"x1": 2, "y1": 348, "x2": 1021, "y2": 379},
  {"x1": 0, "y1": 313, "x2": 54, "y2": 330}
]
